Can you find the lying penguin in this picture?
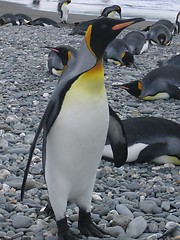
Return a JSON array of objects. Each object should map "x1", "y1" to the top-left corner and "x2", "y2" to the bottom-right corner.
[
  {"x1": 147, "y1": 23, "x2": 172, "y2": 45},
  {"x1": 45, "y1": 45, "x2": 77, "y2": 76},
  {"x1": 114, "y1": 65, "x2": 180, "y2": 100},
  {"x1": 103, "y1": 117, "x2": 180, "y2": 165},
  {"x1": 158, "y1": 53, "x2": 180, "y2": 67},
  {"x1": 69, "y1": 5, "x2": 122, "y2": 35},
  {"x1": 123, "y1": 30, "x2": 149, "y2": 55},
  {"x1": 21, "y1": 17, "x2": 144, "y2": 239},
  {"x1": 32, "y1": 17, "x2": 59, "y2": 27},
  {"x1": 104, "y1": 38, "x2": 135, "y2": 67}
]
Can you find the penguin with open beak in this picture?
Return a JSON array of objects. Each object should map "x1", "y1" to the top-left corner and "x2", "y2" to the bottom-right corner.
[{"x1": 21, "y1": 17, "x2": 144, "y2": 239}]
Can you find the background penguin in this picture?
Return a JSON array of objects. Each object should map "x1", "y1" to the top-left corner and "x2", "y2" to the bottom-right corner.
[
  {"x1": 32, "y1": 17, "x2": 59, "y2": 27},
  {"x1": 21, "y1": 17, "x2": 143, "y2": 239},
  {"x1": 113, "y1": 65, "x2": 180, "y2": 100},
  {"x1": 101, "y1": 5, "x2": 122, "y2": 18},
  {"x1": 45, "y1": 45, "x2": 77, "y2": 76},
  {"x1": 15, "y1": 13, "x2": 32, "y2": 25},
  {"x1": 104, "y1": 38, "x2": 135, "y2": 67},
  {"x1": 103, "y1": 117, "x2": 180, "y2": 165},
  {"x1": 123, "y1": 30, "x2": 149, "y2": 55},
  {"x1": 175, "y1": 11, "x2": 180, "y2": 34},
  {"x1": 147, "y1": 23, "x2": 172, "y2": 45},
  {"x1": 57, "y1": 0, "x2": 71, "y2": 23},
  {"x1": 153, "y1": 19, "x2": 176, "y2": 34},
  {"x1": 158, "y1": 53, "x2": 180, "y2": 67},
  {"x1": 69, "y1": 5, "x2": 122, "y2": 35},
  {"x1": 0, "y1": 13, "x2": 20, "y2": 25}
]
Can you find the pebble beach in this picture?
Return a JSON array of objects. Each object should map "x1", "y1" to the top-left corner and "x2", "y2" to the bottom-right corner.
[{"x1": 0, "y1": 2, "x2": 180, "y2": 240}]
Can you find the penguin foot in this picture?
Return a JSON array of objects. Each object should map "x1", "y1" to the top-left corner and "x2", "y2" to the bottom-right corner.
[
  {"x1": 78, "y1": 209, "x2": 105, "y2": 238},
  {"x1": 57, "y1": 217, "x2": 80, "y2": 240},
  {"x1": 44, "y1": 200, "x2": 54, "y2": 216}
]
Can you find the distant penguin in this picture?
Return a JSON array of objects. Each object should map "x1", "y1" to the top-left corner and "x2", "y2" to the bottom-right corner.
[
  {"x1": 114, "y1": 65, "x2": 180, "y2": 100},
  {"x1": 32, "y1": 17, "x2": 59, "y2": 27},
  {"x1": 69, "y1": 5, "x2": 123, "y2": 35},
  {"x1": 0, "y1": 13, "x2": 20, "y2": 25},
  {"x1": 147, "y1": 24, "x2": 172, "y2": 45},
  {"x1": 15, "y1": 13, "x2": 32, "y2": 25},
  {"x1": 123, "y1": 30, "x2": 149, "y2": 55},
  {"x1": 101, "y1": 5, "x2": 122, "y2": 19},
  {"x1": 45, "y1": 45, "x2": 77, "y2": 76},
  {"x1": 104, "y1": 38, "x2": 135, "y2": 67},
  {"x1": 153, "y1": 19, "x2": 176, "y2": 34},
  {"x1": 21, "y1": 17, "x2": 143, "y2": 239},
  {"x1": 57, "y1": 0, "x2": 71, "y2": 23},
  {"x1": 175, "y1": 11, "x2": 180, "y2": 34},
  {"x1": 158, "y1": 53, "x2": 180, "y2": 67},
  {"x1": 103, "y1": 117, "x2": 180, "y2": 165}
]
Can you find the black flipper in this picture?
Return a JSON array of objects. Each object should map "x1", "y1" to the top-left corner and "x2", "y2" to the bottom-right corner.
[
  {"x1": 167, "y1": 84, "x2": 180, "y2": 99},
  {"x1": 107, "y1": 106, "x2": 127, "y2": 167},
  {"x1": 78, "y1": 209, "x2": 104, "y2": 238},
  {"x1": 136, "y1": 142, "x2": 169, "y2": 163}
]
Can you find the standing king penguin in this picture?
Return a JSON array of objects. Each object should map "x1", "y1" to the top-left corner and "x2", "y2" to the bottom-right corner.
[
  {"x1": 21, "y1": 17, "x2": 144, "y2": 239},
  {"x1": 57, "y1": 0, "x2": 71, "y2": 23}
]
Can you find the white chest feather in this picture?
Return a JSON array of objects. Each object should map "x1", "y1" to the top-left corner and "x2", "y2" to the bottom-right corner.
[{"x1": 45, "y1": 68, "x2": 109, "y2": 200}]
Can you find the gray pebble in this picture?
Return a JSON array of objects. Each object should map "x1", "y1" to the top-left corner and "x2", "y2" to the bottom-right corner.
[
  {"x1": 126, "y1": 216, "x2": 147, "y2": 238},
  {"x1": 12, "y1": 215, "x2": 33, "y2": 228}
]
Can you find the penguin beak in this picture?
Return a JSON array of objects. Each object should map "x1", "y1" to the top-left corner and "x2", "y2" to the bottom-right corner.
[
  {"x1": 112, "y1": 82, "x2": 129, "y2": 90},
  {"x1": 45, "y1": 46, "x2": 59, "y2": 53},
  {"x1": 112, "y1": 18, "x2": 145, "y2": 31}
]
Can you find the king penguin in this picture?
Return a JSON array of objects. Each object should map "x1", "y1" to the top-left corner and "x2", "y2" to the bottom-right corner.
[
  {"x1": 158, "y1": 53, "x2": 180, "y2": 67},
  {"x1": 21, "y1": 17, "x2": 144, "y2": 239},
  {"x1": 175, "y1": 11, "x2": 180, "y2": 34},
  {"x1": 101, "y1": 5, "x2": 122, "y2": 19},
  {"x1": 104, "y1": 38, "x2": 135, "y2": 67},
  {"x1": 123, "y1": 30, "x2": 149, "y2": 55},
  {"x1": 45, "y1": 45, "x2": 77, "y2": 76},
  {"x1": 57, "y1": 0, "x2": 71, "y2": 23},
  {"x1": 69, "y1": 5, "x2": 122, "y2": 35},
  {"x1": 147, "y1": 23, "x2": 172, "y2": 45},
  {"x1": 114, "y1": 65, "x2": 180, "y2": 100},
  {"x1": 103, "y1": 117, "x2": 180, "y2": 165}
]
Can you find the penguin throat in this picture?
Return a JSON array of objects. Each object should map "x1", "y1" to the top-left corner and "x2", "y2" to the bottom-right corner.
[{"x1": 71, "y1": 60, "x2": 105, "y2": 96}]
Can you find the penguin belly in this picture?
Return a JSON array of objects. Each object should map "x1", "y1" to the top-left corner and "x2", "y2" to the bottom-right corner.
[{"x1": 45, "y1": 74, "x2": 109, "y2": 220}]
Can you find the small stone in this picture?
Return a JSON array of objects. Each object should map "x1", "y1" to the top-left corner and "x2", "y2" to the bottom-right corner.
[
  {"x1": 105, "y1": 225, "x2": 125, "y2": 237},
  {"x1": 115, "y1": 204, "x2": 134, "y2": 219},
  {"x1": 161, "y1": 200, "x2": 171, "y2": 211}
]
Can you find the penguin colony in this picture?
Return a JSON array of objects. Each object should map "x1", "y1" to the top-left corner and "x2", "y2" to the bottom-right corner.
[{"x1": 1, "y1": 2, "x2": 180, "y2": 239}]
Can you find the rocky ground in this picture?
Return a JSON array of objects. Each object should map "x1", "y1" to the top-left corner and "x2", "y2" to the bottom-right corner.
[{"x1": 0, "y1": 23, "x2": 179, "y2": 240}]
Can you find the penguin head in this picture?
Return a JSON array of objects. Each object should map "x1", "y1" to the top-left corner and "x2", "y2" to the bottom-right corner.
[
  {"x1": 118, "y1": 80, "x2": 142, "y2": 98},
  {"x1": 85, "y1": 17, "x2": 144, "y2": 59},
  {"x1": 158, "y1": 33, "x2": 167, "y2": 45},
  {"x1": 114, "y1": 5, "x2": 122, "y2": 18},
  {"x1": 121, "y1": 51, "x2": 134, "y2": 67},
  {"x1": 46, "y1": 46, "x2": 71, "y2": 66}
]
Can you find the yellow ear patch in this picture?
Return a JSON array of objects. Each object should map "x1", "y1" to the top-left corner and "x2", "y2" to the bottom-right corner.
[
  {"x1": 85, "y1": 25, "x2": 94, "y2": 55},
  {"x1": 121, "y1": 52, "x2": 126, "y2": 59},
  {"x1": 67, "y1": 51, "x2": 71, "y2": 61},
  {"x1": 138, "y1": 81, "x2": 142, "y2": 91}
]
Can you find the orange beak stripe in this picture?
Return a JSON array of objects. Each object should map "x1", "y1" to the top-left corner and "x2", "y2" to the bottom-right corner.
[{"x1": 112, "y1": 21, "x2": 134, "y2": 30}]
